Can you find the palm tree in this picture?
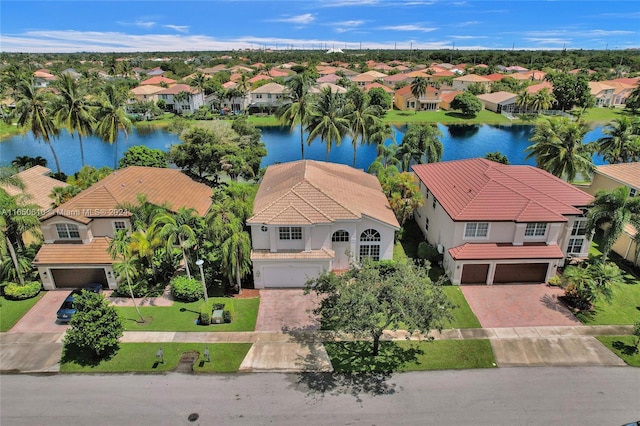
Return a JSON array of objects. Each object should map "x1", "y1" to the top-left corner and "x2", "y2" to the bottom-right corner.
[
  {"x1": 129, "y1": 224, "x2": 163, "y2": 282},
  {"x1": 306, "y1": 87, "x2": 349, "y2": 162},
  {"x1": 13, "y1": 77, "x2": 62, "y2": 174},
  {"x1": 595, "y1": 117, "x2": 640, "y2": 164},
  {"x1": 108, "y1": 230, "x2": 144, "y2": 323},
  {"x1": 531, "y1": 88, "x2": 556, "y2": 112},
  {"x1": 586, "y1": 186, "x2": 640, "y2": 263},
  {"x1": 276, "y1": 73, "x2": 312, "y2": 159},
  {"x1": 220, "y1": 218, "x2": 251, "y2": 295},
  {"x1": 95, "y1": 83, "x2": 133, "y2": 169},
  {"x1": 153, "y1": 208, "x2": 198, "y2": 280},
  {"x1": 53, "y1": 72, "x2": 95, "y2": 166},
  {"x1": 173, "y1": 91, "x2": 191, "y2": 114},
  {"x1": 516, "y1": 89, "x2": 533, "y2": 113},
  {"x1": 525, "y1": 117, "x2": 594, "y2": 182},
  {"x1": 11, "y1": 156, "x2": 47, "y2": 171},
  {"x1": 49, "y1": 185, "x2": 81, "y2": 208},
  {"x1": 344, "y1": 90, "x2": 383, "y2": 167},
  {"x1": 410, "y1": 77, "x2": 428, "y2": 114},
  {"x1": 397, "y1": 124, "x2": 444, "y2": 171}
]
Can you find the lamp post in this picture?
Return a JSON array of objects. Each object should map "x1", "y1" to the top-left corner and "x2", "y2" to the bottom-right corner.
[{"x1": 195, "y1": 259, "x2": 208, "y2": 303}]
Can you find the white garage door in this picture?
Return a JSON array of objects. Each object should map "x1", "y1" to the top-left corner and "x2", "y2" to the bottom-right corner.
[{"x1": 261, "y1": 265, "x2": 322, "y2": 288}]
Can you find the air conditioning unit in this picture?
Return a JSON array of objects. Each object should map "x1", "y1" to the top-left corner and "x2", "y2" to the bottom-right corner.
[{"x1": 437, "y1": 244, "x2": 444, "y2": 254}]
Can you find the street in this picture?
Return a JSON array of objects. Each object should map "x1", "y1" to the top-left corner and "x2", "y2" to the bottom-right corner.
[{"x1": 1, "y1": 367, "x2": 639, "y2": 425}]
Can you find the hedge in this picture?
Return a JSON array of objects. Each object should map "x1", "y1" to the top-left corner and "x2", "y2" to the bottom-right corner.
[
  {"x1": 170, "y1": 276, "x2": 203, "y2": 302},
  {"x1": 4, "y1": 281, "x2": 42, "y2": 300}
]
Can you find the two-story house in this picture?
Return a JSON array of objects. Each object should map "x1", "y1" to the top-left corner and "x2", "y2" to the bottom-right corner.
[
  {"x1": 34, "y1": 167, "x2": 212, "y2": 290},
  {"x1": 156, "y1": 84, "x2": 205, "y2": 114},
  {"x1": 412, "y1": 159, "x2": 594, "y2": 285},
  {"x1": 394, "y1": 85, "x2": 442, "y2": 111},
  {"x1": 247, "y1": 160, "x2": 399, "y2": 288},
  {"x1": 452, "y1": 74, "x2": 492, "y2": 92},
  {"x1": 249, "y1": 82, "x2": 289, "y2": 111}
]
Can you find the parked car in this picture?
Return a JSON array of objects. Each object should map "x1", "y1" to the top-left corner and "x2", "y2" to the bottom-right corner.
[{"x1": 56, "y1": 283, "x2": 103, "y2": 323}]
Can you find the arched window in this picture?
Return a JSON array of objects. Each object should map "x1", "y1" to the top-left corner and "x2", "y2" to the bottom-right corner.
[
  {"x1": 359, "y1": 229, "x2": 381, "y2": 260},
  {"x1": 332, "y1": 230, "x2": 350, "y2": 242}
]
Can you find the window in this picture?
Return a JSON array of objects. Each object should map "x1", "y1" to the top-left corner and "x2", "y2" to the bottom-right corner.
[
  {"x1": 359, "y1": 245, "x2": 380, "y2": 261},
  {"x1": 332, "y1": 230, "x2": 350, "y2": 242},
  {"x1": 255, "y1": 94, "x2": 263, "y2": 99},
  {"x1": 425, "y1": 218, "x2": 430, "y2": 232},
  {"x1": 571, "y1": 220, "x2": 587, "y2": 236},
  {"x1": 524, "y1": 222, "x2": 547, "y2": 237},
  {"x1": 55, "y1": 223, "x2": 80, "y2": 239},
  {"x1": 464, "y1": 222, "x2": 489, "y2": 238},
  {"x1": 360, "y1": 229, "x2": 381, "y2": 242},
  {"x1": 279, "y1": 226, "x2": 302, "y2": 240},
  {"x1": 432, "y1": 197, "x2": 437, "y2": 209},
  {"x1": 113, "y1": 221, "x2": 127, "y2": 232},
  {"x1": 567, "y1": 238, "x2": 584, "y2": 254},
  {"x1": 260, "y1": 225, "x2": 268, "y2": 232},
  {"x1": 630, "y1": 188, "x2": 637, "y2": 197}
]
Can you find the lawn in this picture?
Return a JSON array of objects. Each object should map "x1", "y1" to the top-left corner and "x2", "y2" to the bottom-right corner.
[
  {"x1": 382, "y1": 109, "x2": 512, "y2": 125},
  {"x1": 579, "y1": 108, "x2": 637, "y2": 124},
  {"x1": 60, "y1": 342, "x2": 252, "y2": 373},
  {"x1": 116, "y1": 297, "x2": 259, "y2": 332},
  {"x1": 442, "y1": 286, "x2": 482, "y2": 329},
  {"x1": 325, "y1": 340, "x2": 495, "y2": 372},
  {"x1": 575, "y1": 280, "x2": 640, "y2": 325},
  {"x1": 0, "y1": 121, "x2": 21, "y2": 140},
  {"x1": 0, "y1": 293, "x2": 45, "y2": 332},
  {"x1": 247, "y1": 115, "x2": 281, "y2": 126},
  {"x1": 596, "y1": 336, "x2": 640, "y2": 367}
]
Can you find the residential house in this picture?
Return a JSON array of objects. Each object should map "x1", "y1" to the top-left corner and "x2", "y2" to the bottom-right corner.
[
  {"x1": 452, "y1": 74, "x2": 492, "y2": 92},
  {"x1": 130, "y1": 85, "x2": 165, "y2": 103},
  {"x1": 140, "y1": 76, "x2": 177, "y2": 87},
  {"x1": 412, "y1": 159, "x2": 594, "y2": 285},
  {"x1": 589, "y1": 82, "x2": 615, "y2": 107},
  {"x1": 350, "y1": 71, "x2": 388, "y2": 87},
  {"x1": 34, "y1": 167, "x2": 212, "y2": 290},
  {"x1": 34, "y1": 69, "x2": 56, "y2": 88},
  {"x1": 247, "y1": 160, "x2": 399, "y2": 288},
  {"x1": 316, "y1": 74, "x2": 341, "y2": 84},
  {"x1": 249, "y1": 82, "x2": 289, "y2": 111},
  {"x1": 309, "y1": 83, "x2": 347, "y2": 94},
  {"x1": 156, "y1": 84, "x2": 204, "y2": 114},
  {"x1": 585, "y1": 163, "x2": 640, "y2": 266},
  {"x1": 600, "y1": 80, "x2": 636, "y2": 106},
  {"x1": 527, "y1": 81, "x2": 554, "y2": 94},
  {"x1": 440, "y1": 91, "x2": 463, "y2": 110},
  {"x1": 394, "y1": 85, "x2": 441, "y2": 111},
  {"x1": 476, "y1": 91, "x2": 517, "y2": 113}
]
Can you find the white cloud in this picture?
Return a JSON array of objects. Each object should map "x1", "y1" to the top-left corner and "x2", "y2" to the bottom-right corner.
[
  {"x1": 116, "y1": 20, "x2": 156, "y2": 29},
  {"x1": 270, "y1": 14, "x2": 315, "y2": 24},
  {"x1": 164, "y1": 25, "x2": 189, "y2": 33},
  {"x1": 378, "y1": 25, "x2": 437, "y2": 32},
  {"x1": 320, "y1": 0, "x2": 379, "y2": 7},
  {"x1": 524, "y1": 37, "x2": 570, "y2": 45},
  {"x1": 451, "y1": 35, "x2": 487, "y2": 39}
]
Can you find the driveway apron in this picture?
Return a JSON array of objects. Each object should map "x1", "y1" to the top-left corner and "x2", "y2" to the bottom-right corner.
[
  {"x1": 8, "y1": 290, "x2": 71, "y2": 333},
  {"x1": 255, "y1": 289, "x2": 321, "y2": 332}
]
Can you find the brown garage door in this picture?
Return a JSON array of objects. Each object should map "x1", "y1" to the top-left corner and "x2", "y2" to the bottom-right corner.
[
  {"x1": 51, "y1": 268, "x2": 108, "y2": 288},
  {"x1": 461, "y1": 264, "x2": 489, "y2": 284},
  {"x1": 493, "y1": 263, "x2": 548, "y2": 284}
]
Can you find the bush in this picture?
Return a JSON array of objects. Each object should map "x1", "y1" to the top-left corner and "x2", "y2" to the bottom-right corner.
[
  {"x1": 4, "y1": 281, "x2": 41, "y2": 300},
  {"x1": 417, "y1": 242, "x2": 441, "y2": 264},
  {"x1": 199, "y1": 301, "x2": 213, "y2": 325},
  {"x1": 224, "y1": 302, "x2": 235, "y2": 324},
  {"x1": 171, "y1": 276, "x2": 203, "y2": 302},
  {"x1": 548, "y1": 275, "x2": 562, "y2": 287}
]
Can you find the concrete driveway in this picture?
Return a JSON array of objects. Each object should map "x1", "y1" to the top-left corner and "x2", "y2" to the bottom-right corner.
[
  {"x1": 255, "y1": 289, "x2": 321, "y2": 332},
  {"x1": 8, "y1": 290, "x2": 71, "y2": 333},
  {"x1": 460, "y1": 284, "x2": 580, "y2": 328}
]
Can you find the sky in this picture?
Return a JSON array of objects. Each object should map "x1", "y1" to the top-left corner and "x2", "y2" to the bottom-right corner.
[{"x1": 0, "y1": 0, "x2": 639, "y2": 53}]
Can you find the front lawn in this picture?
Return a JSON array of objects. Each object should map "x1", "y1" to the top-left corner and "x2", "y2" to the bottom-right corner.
[
  {"x1": 116, "y1": 297, "x2": 259, "y2": 331},
  {"x1": 596, "y1": 336, "x2": 640, "y2": 367},
  {"x1": 60, "y1": 342, "x2": 251, "y2": 373},
  {"x1": 575, "y1": 280, "x2": 640, "y2": 325},
  {"x1": 0, "y1": 293, "x2": 45, "y2": 332},
  {"x1": 442, "y1": 286, "x2": 482, "y2": 329},
  {"x1": 325, "y1": 340, "x2": 495, "y2": 372},
  {"x1": 383, "y1": 109, "x2": 512, "y2": 125}
]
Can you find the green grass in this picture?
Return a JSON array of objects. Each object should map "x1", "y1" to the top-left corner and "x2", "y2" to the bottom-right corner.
[
  {"x1": 0, "y1": 121, "x2": 21, "y2": 141},
  {"x1": 596, "y1": 336, "x2": 640, "y2": 366},
  {"x1": 575, "y1": 280, "x2": 640, "y2": 325},
  {"x1": 325, "y1": 340, "x2": 495, "y2": 372},
  {"x1": 0, "y1": 293, "x2": 45, "y2": 332},
  {"x1": 383, "y1": 109, "x2": 512, "y2": 125},
  {"x1": 442, "y1": 286, "x2": 482, "y2": 329},
  {"x1": 116, "y1": 297, "x2": 259, "y2": 331},
  {"x1": 247, "y1": 115, "x2": 282, "y2": 126},
  {"x1": 60, "y1": 342, "x2": 251, "y2": 373},
  {"x1": 579, "y1": 108, "x2": 638, "y2": 124}
]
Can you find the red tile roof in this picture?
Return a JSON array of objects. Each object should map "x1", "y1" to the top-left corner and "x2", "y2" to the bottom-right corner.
[
  {"x1": 449, "y1": 243, "x2": 564, "y2": 260},
  {"x1": 34, "y1": 237, "x2": 114, "y2": 265},
  {"x1": 140, "y1": 76, "x2": 176, "y2": 86},
  {"x1": 412, "y1": 159, "x2": 593, "y2": 222}
]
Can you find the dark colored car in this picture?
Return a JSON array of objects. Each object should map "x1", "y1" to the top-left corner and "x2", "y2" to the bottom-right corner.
[{"x1": 56, "y1": 283, "x2": 103, "y2": 323}]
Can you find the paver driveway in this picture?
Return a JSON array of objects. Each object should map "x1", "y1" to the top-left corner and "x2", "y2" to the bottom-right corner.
[
  {"x1": 8, "y1": 290, "x2": 71, "y2": 333},
  {"x1": 460, "y1": 284, "x2": 580, "y2": 328},
  {"x1": 255, "y1": 289, "x2": 321, "y2": 332}
]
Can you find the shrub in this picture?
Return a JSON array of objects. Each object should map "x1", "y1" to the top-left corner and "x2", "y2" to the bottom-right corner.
[
  {"x1": 171, "y1": 276, "x2": 203, "y2": 302},
  {"x1": 4, "y1": 281, "x2": 41, "y2": 300},
  {"x1": 547, "y1": 275, "x2": 563, "y2": 287},
  {"x1": 633, "y1": 321, "x2": 640, "y2": 351},
  {"x1": 199, "y1": 301, "x2": 213, "y2": 326},
  {"x1": 417, "y1": 242, "x2": 441, "y2": 264},
  {"x1": 224, "y1": 301, "x2": 235, "y2": 324}
]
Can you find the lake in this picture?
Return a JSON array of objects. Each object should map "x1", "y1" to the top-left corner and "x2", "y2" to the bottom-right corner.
[{"x1": 0, "y1": 123, "x2": 606, "y2": 175}]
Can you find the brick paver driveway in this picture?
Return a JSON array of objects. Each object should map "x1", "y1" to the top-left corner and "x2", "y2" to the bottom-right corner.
[
  {"x1": 8, "y1": 290, "x2": 71, "y2": 333},
  {"x1": 255, "y1": 290, "x2": 321, "y2": 332},
  {"x1": 460, "y1": 284, "x2": 580, "y2": 328}
]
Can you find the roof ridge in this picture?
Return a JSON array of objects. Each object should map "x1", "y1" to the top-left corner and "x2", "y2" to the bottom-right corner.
[
  {"x1": 290, "y1": 184, "x2": 335, "y2": 221},
  {"x1": 302, "y1": 171, "x2": 361, "y2": 219}
]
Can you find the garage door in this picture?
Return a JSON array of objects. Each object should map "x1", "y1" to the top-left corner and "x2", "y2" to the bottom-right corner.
[
  {"x1": 461, "y1": 264, "x2": 489, "y2": 284},
  {"x1": 493, "y1": 263, "x2": 548, "y2": 284},
  {"x1": 51, "y1": 268, "x2": 108, "y2": 288},
  {"x1": 261, "y1": 266, "x2": 322, "y2": 288}
]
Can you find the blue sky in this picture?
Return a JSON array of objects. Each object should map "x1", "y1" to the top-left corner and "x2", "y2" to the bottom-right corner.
[{"x1": 1, "y1": 0, "x2": 638, "y2": 53}]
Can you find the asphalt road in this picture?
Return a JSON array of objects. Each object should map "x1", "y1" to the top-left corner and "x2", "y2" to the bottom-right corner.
[{"x1": 2, "y1": 368, "x2": 639, "y2": 425}]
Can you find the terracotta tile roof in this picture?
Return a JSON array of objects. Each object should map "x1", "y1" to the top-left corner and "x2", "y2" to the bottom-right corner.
[
  {"x1": 249, "y1": 74, "x2": 273, "y2": 83},
  {"x1": 363, "y1": 82, "x2": 394, "y2": 93},
  {"x1": 316, "y1": 74, "x2": 341, "y2": 83},
  {"x1": 2, "y1": 166, "x2": 68, "y2": 211},
  {"x1": 594, "y1": 163, "x2": 640, "y2": 189},
  {"x1": 477, "y1": 91, "x2": 517, "y2": 104},
  {"x1": 130, "y1": 85, "x2": 165, "y2": 96},
  {"x1": 156, "y1": 84, "x2": 200, "y2": 95},
  {"x1": 384, "y1": 73, "x2": 412, "y2": 82},
  {"x1": 432, "y1": 70, "x2": 456, "y2": 78},
  {"x1": 527, "y1": 81, "x2": 553, "y2": 94},
  {"x1": 249, "y1": 160, "x2": 399, "y2": 228},
  {"x1": 589, "y1": 81, "x2": 615, "y2": 95},
  {"x1": 610, "y1": 77, "x2": 639, "y2": 86},
  {"x1": 449, "y1": 243, "x2": 564, "y2": 260},
  {"x1": 453, "y1": 74, "x2": 492, "y2": 83},
  {"x1": 33, "y1": 237, "x2": 114, "y2": 265},
  {"x1": 412, "y1": 159, "x2": 593, "y2": 223},
  {"x1": 440, "y1": 91, "x2": 463, "y2": 103},
  {"x1": 140, "y1": 76, "x2": 177, "y2": 86},
  {"x1": 483, "y1": 73, "x2": 506, "y2": 82},
  {"x1": 251, "y1": 82, "x2": 288, "y2": 94},
  {"x1": 40, "y1": 166, "x2": 212, "y2": 223},
  {"x1": 309, "y1": 83, "x2": 347, "y2": 94},
  {"x1": 251, "y1": 248, "x2": 335, "y2": 260}
]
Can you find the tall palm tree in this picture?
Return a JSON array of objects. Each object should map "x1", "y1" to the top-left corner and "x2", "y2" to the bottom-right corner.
[
  {"x1": 276, "y1": 73, "x2": 312, "y2": 159},
  {"x1": 129, "y1": 224, "x2": 163, "y2": 282},
  {"x1": 306, "y1": 87, "x2": 349, "y2": 162},
  {"x1": 220, "y1": 218, "x2": 251, "y2": 295},
  {"x1": 173, "y1": 90, "x2": 191, "y2": 114},
  {"x1": 586, "y1": 186, "x2": 640, "y2": 263},
  {"x1": 525, "y1": 117, "x2": 594, "y2": 182},
  {"x1": 410, "y1": 77, "x2": 428, "y2": 114},
  {"x1": 49, "y1": 185, "x2": 81, "y2": 208},
  {"x1": 95, "y1": 83, "x2": 133, "y2": 169},
  {"x1": 516, "y1": 89, "x2": 533, "y2": 113},
  {"x1": 53, "y1": 72, "x2": 95, "y2": 166},
  {"x1": 13, "y1": 77, "x2": 62, "y2": 174},
  {"x1": 344, "y1": 90, "x2": 383, "y2": 167},
  {"x1": 108, "y1": 230, "x2": 144, "y2": 322},
  {"x1": 153, "y1": 208, "x2": 198, "y2": 280},
  {"x1": 595, "y1": 117, "x2": 640, "y2": 164},
  {"x1": 531, "y1": 87, "x2": 555, "y2": 112},
  {"x1": 11, "y1": 156, "x2": 47, "y2": 171},
  {"x1": 397, "y1": 124, "x2": 444, "y2": 171}
]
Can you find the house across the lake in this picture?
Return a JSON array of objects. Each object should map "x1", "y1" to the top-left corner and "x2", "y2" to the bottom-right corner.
[{"x1": 247, "y1": 160, "x2": 399, "y2": 288}]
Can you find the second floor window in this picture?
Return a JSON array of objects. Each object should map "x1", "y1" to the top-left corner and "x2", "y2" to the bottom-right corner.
[
  {"x1": 464, "y1": 222, "x2": 488, "y2": 238},
  {"x1": 55, "y1": 223, "x2": 80, "y2": 239},
  {"x1": 279, "y1": 226, "x2": 302, "y2": 240},
  {"x1": 113, "y1": 221, "x2": 127, "y2": 232},
  {"x1": 332, "y1": 230, "x2": 350, "y2": 242},
  {"x1": 525, "y1": 222, "x2": 547, "y2": 237},
  {"x1": 567, "y1": 238, "x2": 584, "y2": 254},
  {"x1": 571, "y1": 220, "x2": 587, "y2": 236}
]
